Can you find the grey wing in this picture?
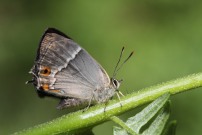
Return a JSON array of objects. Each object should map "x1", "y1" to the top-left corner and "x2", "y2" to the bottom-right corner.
[
  {"x1": 33, "y1": 28, "x2": 110, "y2": 99},
  {"x1": 53, "y1": 41, "x2": 111, "y2": 99}
]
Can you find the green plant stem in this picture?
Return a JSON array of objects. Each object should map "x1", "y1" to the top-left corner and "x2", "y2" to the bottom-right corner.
[
  {"x1": 13, "y1": 73, "x2": 202, "y2": 135},
  {"x1": 110, "y1": 116, "x2": 138, "y2": 135}
]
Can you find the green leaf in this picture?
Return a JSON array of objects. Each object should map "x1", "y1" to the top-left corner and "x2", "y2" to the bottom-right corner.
[
  {"x1": 142, "y1": 102, "x2": 170, "y2": 135},
  {"x1": 112, "y1": 116, "x2": 138, "y2": 135},
  {"x1": 162, "y1": 120, "x2": 177, "y2": 135},
  {"x1": 126, "y1": 93, "x2": 170, "y2": 133},
  {"x1": 113, "y1": 126, "x2": 128, "y2": 135},
  {"x1": 112, "y1": 94, "x2": 171, "y2": 135}
]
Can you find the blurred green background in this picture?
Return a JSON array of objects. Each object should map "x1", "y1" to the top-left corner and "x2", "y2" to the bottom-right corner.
[{"x1": 1, "y1": 1, "x2": 202, "y2": 135}]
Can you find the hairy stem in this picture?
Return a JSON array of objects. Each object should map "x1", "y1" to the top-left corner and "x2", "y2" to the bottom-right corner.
[{"x1": 13, "y1": 73, "x2": 202, "y2": 135}]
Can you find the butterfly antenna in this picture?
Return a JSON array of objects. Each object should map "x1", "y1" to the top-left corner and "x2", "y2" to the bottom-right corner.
[
  {"x1": 113, "y1": 51, "x2": 134, "y2": 77},
  {"x1": 112, "y1": 47, "x2": 125, "y2": 78}
]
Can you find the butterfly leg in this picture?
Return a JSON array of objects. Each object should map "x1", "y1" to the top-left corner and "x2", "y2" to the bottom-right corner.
[
  {"x1": 104, "y1": 101, "x2": 109, "y2": 112},
  {"x1": 82, "y1": 95, "x2": 94, "y2": 112},
  {"x1": 116, "y1": 90, "x2": 124, "y2": 107}
]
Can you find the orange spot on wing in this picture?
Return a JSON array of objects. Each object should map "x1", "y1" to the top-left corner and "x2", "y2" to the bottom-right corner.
[
  {"x1": 41, "y1": 84, "x2": 49, "y2": 91},
  {"x1": 41, "y1": 84, "x2": 60, "y2": 94},
  {"x1": 40, "y1": 66, "x2": 51, "y2": 76},
  {"x1": 50, "y1": 90, "x2": 60, "y2": 93}
]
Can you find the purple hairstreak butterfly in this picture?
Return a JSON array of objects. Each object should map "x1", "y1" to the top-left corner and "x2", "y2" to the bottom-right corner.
[{"x1": 27, "y1": 28, "x2": 133, "y2": 110}]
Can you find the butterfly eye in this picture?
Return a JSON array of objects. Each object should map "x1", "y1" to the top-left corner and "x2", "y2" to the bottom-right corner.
[
  {"x1": 112, "y1": 79, "x2": 120, "y2": 89},
  {"x1": 40, "y1": 66, "x2": 51, "y2": 76}
]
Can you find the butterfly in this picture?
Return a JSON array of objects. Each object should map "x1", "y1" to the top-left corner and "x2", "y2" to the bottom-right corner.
[{"x1": 27, "y1": 28, "x2": 133, "y2": 109}]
